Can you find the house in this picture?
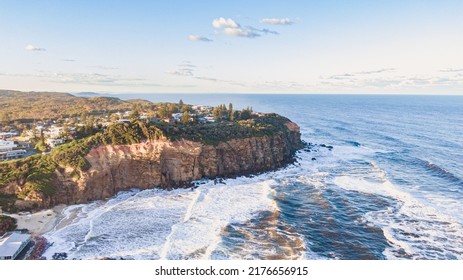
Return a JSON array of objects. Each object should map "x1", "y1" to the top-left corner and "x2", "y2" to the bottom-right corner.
[
  {"x1": 0, "y1": 140, "x2": 26, "y2": 161},
  {"x1": 0, "y1": 232, "x2": 32, "y2": 260},
  {"x1": 192, "y1": 105, "x2": 212, "y2": 112},
  {"x1": 171, "y1": 113, "x2": 183, "y2": 121},
  {"x1": 46, "y1": 138, "x2": 65, "y2": 148},
  {"x1": 117, "y1": 119, "x2": 130, "y2": 123},
  {"x1": 44, "y1": 126, "x2": 63, "y2": 138},
  {"x1": 0, "y1": 132, "x2": 18, "y2": 139},
  {"x1": 204, "y1": 116, "x2": 216, "y2": 123}
]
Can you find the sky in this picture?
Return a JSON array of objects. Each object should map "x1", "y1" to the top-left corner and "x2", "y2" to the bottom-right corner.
[{"x1": 0, "y1": 0, "x2": 462, "y2": 94}]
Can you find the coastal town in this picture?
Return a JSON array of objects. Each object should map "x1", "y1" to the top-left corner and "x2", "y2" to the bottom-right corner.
[{"x1": 0, "y1": 98, "x2": 250, "y2": 163}]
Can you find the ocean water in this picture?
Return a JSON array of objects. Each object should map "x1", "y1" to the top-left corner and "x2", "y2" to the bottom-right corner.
[{"x1": 44, "y1": 94, "x2": 463, "y2": 260}]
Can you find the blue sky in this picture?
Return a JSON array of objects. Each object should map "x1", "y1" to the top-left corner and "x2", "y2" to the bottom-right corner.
[{"x1": 1, "y1": 0, "x2": 462, "y2": 94}]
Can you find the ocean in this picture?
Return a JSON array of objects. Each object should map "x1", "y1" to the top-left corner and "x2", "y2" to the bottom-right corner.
[{"x1": 43, "y1": 94, "x2": 463, "y2": 260}]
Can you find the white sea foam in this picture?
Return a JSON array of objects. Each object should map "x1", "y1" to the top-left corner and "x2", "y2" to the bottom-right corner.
[
  {"x1": 43, "y1": 179, "x2": 279, "y2": 260},
  {"x1": 333, "y1": 174, "x2": 463, "y2": 259}
]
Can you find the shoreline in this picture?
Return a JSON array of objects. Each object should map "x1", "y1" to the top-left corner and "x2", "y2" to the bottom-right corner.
[{"x1": 6, "y1": 204, "x2": 67, "y2": 235}]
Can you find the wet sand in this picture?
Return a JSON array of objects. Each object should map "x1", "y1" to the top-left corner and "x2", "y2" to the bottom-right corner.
[{"x1": 8, "y1": 205, "x2": 66, "y2": 235}]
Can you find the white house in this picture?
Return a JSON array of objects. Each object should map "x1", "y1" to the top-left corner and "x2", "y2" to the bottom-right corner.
[
  {"x1": 46, "y1": 138, "x2": 65, "y2": 148},
  {"x1": 192, "y1": 105, "x2": 212, "y2": 112},
  {"x1": 0, "y1": 232, "x2": 32, "y2": 260},
  {"x1": 0, "y1": 140, "x2": 26, "y2": 161},
  {"x1": 171, "y1": 113, "x2": 183, "y2": 121},
  {"x1": 44, "y1": 126, "x2": 63, "y2": 138},
  {"x1": 0, "y1": 132, "x2": 18, "y2": 139}
]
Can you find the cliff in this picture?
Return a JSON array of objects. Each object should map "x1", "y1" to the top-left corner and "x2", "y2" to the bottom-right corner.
[
  {"x1": 51, "y1": 121, "x2": 302, "y2": 205},
  {"x1": 0, "y1": 117, "x2": 303, "y2": 211}
]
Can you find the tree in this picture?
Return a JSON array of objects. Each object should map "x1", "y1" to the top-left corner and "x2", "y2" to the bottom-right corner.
[
  {"x1": 228, "y1": 103, "x2": 234, "y2": 121},
  {"x1": 181, "y1": 105, "x2": 190, "y2": 113},
  {"x1": 79, "y1": 112, "x2": 88, "y2": 123},
  {"x1": 129, "y1": 109, "x2": 140, "y2": 121},
  {"x1": 178, "y1": 99, "x2": 184, "y2": 107},
  {"x1": 35, "y1": 140, "x2": 47, "y2": 152},
  {"x1": 0, "y1": 112, "x2": 11, "y2": 124},
  {"x1": 181, "y1": 111, "x2": 191, "y2": 123},
  {"x1": 168, "y1": 103, "x2": 179, "y2": 114},
  {"x1": 158, "y1": 104, "x2": 170, "y2": 119},
  {"x1": 239, "y1": 107, "x2": 252, "y2": 120}
]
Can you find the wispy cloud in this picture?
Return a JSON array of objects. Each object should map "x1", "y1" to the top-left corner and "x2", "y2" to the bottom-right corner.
[
  {"x1": 357, "y1": 68, "x2": 396, "y2": 75},
  {"x1": 166, "y1": 69, "x2": 194, "y2": 76},
  {"x1": 188, "y1": 35, "x2": 213, "y2": 42},
  {"x1": 178, "y1": 62, "x2": 196, "y2": 68},
  {"x1": 0, "y1": 71, "x2": 161, "y2": 87},
  {"x1": 91, "y1": 65, "x2": 120, "y2": 70},
  {"x1": 247, "y1": 26, "x2": 279, "y2": 35},
  {"x1": 24, "y1": 44, "x2": 46, "y2": 51},
  {"x1": 325, "y1": 68, "x2": 396, "y2": 80},
  {"x1": 63, "y1": 59, "x2": 76, "y2": 62},
  {"x1": 212, "y1": 17, "x2": 261, "y2": 38},
  {"x1": 440, "y1": 68, "x2": 463, "y2": 73},
  {"x1": 260, "y1": 18, "x2": 294, "y2": 25},
  {"x1": 165, "y1": 61, "x2": 248, "y2": 87},
  {"x1": 320, "y1": 69, "x2": 463, "y2": 89},
  {"x1": 166, "y1": 62, "x2": 196, "y2": 76}
]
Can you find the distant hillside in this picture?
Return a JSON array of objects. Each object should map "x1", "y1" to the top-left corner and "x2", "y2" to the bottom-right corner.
[
  {"x1": 72, "y1": 92, "x2": 102, "y2": 97},
  {"x1": 0, "y1": 90, "x2": 154, "y2": 120}
]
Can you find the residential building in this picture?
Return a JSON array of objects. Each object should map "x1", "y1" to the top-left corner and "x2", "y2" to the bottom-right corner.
[
  {"x1": 0, "y1": 140, "x2": 26, "y2": 161},
  {"x1": 171, "y1": 113, "x2": 183, "y2": 121},
  {"x1": 0, "y1": 232, "x2": 32, "y2": 260},
  {"x1": 46, "y1": 138, "x2": 65, "y2": 148},
  {"x1": 0, "y1": 132, "x2": 18, "y2": 139}
]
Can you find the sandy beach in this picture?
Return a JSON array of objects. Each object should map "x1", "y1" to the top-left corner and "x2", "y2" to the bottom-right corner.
[{"x1": 7, "y1": 205, "x2": 67, "y2": 235}]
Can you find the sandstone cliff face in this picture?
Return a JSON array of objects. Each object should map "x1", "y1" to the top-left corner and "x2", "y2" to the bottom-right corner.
[{"x1": 49, "y1": 121, "x2": 303, "y2": 206}]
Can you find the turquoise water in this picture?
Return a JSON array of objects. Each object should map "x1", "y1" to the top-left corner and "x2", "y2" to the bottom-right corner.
[{"x1": 44, "y1": 94, "x2": 463, "y2": 259}]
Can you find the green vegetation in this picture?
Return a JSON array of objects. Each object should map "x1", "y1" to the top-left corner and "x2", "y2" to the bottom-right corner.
[
  {"x1": 0, "y1": 91, "x2": 295, "y2": 212},
  {"x1": 0, "y1": 90, "x2": 156, "y2": 121},
  {"x1": 155, "y1": 113, "x2": 291, "y2": 145},
  {"x1": 0, "y1": 154, "x2": 57, "y2": 211}
]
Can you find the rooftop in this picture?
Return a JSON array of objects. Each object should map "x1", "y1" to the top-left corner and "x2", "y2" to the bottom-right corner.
[{"x1": 0, "y1": 232, "x2": 31, "y2": 258}]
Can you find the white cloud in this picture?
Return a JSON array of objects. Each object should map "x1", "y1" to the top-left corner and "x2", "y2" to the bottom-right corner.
[
  {"x1": 212, "y1": 18, "x2": 262, "y2": 38},
  {"x1": 357, "y1": 68, "x2": 396, "y2": 75},
  {"x1": 212, "y1": 17, "x2": 239, "y2": 29},
  {"x1": 223, "y1": 27, "x2": 260, "y2": 38},
  {"x1": 260, "y1": 18, "x2": 293, "y2": 25},
  {"x1": 247, "y1": 26, "x2": 279, "y2": 35},
  {"x1": 188, "y1": 35, "x2": 213, "y2": 42},
  {"x1": 91, "y1": 65, "x2": 119, "y2": 70},
  {"x1": 166, "y1": 69, "x2": 194, "y2": 76},
  {"x1": 440, "y1": 68, "x2": 463, "y2": 73},
  {"x1": 24, "y1": 44, "x2": 46, "y2": 51}
]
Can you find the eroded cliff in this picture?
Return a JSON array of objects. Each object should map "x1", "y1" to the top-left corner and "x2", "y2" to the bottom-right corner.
[{"x1": 51, "y1": 121, "x2": 302, "y2": 205}]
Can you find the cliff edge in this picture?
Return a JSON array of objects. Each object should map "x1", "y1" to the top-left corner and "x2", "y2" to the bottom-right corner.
[
  {"x1": 1, "y1": 119, "x2": 303, "y2": 210},
  {"x1": 53, "y1": 121, "x2": 302, "y2": 205}
]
